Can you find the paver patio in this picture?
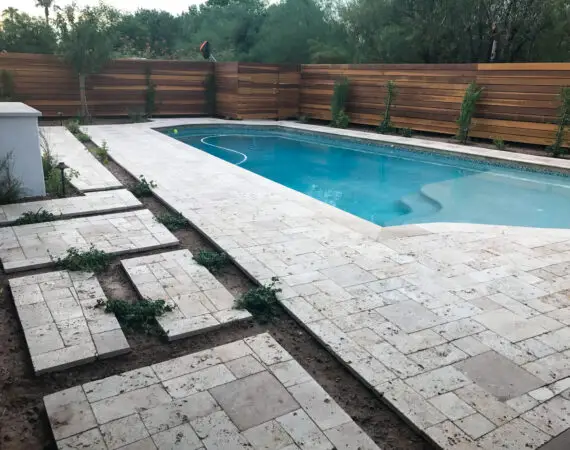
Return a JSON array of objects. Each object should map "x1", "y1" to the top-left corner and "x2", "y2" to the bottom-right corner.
[
  {"x1": 9, "y1": 270, "x2": 129, "y2": 375},
  {"x1": 0, "y1": 209, "x2": 178, "y2": 273},
  {"x1": 122, "y1": 250, "x2": 251, "y2": 340},
  {"x1": 44, "y1": 333, "x2": 380, "y2": 450},
  {"x1": 86, "y1": 119, "x2": 570, "y2": 449},
  {"x1": 0, "y1": 189, "x2": 141, "y2": 225},
  {"x1": 40, "y1": 126, "x2": 123, "y2": 192}
]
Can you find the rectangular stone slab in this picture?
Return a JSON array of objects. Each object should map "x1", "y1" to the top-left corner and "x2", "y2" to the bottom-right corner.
[
  {"x1": 121, "y1": 249, "x2": 251, "y2": 340},
  {"x1": 0, "y1": 190, "x2": 142, "y2": 225},
  {"x1": 0, "y1": 209, "x2": 178, "y2": 273},
  {"x1": 9, "y1": 270, "x2": 130, "y2": 375},
  {"x1": 44, "y1": 333, "x2": 380, "y2": 450}
]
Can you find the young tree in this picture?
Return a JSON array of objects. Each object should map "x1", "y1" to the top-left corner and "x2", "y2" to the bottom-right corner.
[
  {"x1": 55, "y1": 4, "x2": 119, "y2": 120},
  {"x1": 35, "y1": 0, "x2": 54, "y2": 23}
]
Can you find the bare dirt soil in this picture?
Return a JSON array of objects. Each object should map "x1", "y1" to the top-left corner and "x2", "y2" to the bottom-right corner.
[{"x1": 0, "y1": 137, "x2": 435, "y2": 450}]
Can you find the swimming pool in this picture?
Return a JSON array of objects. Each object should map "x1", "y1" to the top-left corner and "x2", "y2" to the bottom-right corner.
[{"x1": 165, "y1": 126, "x2": 570, "y2": 229}]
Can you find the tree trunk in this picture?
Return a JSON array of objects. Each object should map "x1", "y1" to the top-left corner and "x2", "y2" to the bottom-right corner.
[
  {"x1": 79, "y1": 74, "x2": 90, "y2": 121},
  {"x1": 44, "y1": 6, "x2": 49, "y2": 24}
]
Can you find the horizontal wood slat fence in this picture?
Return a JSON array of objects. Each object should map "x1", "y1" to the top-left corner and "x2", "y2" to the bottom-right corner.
[
  {"x1": 0, "y1": 53, "x2": 213, "y2": 117},
  {"x1": 1, "y1": 53, "x2": 569, "y2": 146},
  {"x1": 300, "y1": 63, "x2": 570, "y2": 146}
]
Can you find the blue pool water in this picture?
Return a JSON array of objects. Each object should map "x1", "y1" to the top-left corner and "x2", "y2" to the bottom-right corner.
[{"x1": 166, "y1": 127, "x2": 570, "y2": 229}]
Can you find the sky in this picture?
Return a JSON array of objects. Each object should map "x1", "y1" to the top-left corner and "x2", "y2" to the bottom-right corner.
[{"x1": 2, "y1": 0, "x2": 207, "y2": 16}]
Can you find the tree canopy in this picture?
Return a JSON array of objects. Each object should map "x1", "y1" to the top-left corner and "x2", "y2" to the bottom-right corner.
[{"x1": 1, "y1": 0, "x2": 570, "y2": 63}]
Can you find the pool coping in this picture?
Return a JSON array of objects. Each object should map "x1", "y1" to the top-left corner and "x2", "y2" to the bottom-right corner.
[
  {"x1": 85, "y1": 118, "x2": 570, "y2": 450},
  {"x1": 154, "y1": 119, "x2": 570, "y2": 177}
]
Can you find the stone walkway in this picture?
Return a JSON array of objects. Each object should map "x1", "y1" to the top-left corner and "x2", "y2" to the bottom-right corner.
[
  {"x1": 86, "y1": 119, "x2": 570, "y2": 450},
  {"x1": 0, "y1": 190, "x2": 141, "y2": 225},
  {"x1": 122, "y1": 250, "x2": 251, "y2": 340},
  {"x1": 44, "y1": 333, "x2": 379, "y2": 450},
  {"x1": 0, "y1": 209, "x2": 178, "y2": 273},
  {"x1": 9, "y1": 270, "x2": 129, "y2": 375},
  {"x1": 41, "y1": 127, "x2": 123, "y2": 192}
]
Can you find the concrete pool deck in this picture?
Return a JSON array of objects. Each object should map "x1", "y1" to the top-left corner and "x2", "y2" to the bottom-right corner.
[{"x1": 85, "y1": 119, "x2": 570, "y2": 450}]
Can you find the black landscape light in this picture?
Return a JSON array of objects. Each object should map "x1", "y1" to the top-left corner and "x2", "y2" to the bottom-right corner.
[{"x1": 56, "y1": 162, "x2": 69, "y2": 197}]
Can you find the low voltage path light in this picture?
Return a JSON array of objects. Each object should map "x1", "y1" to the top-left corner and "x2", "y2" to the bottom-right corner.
[{"x1": 56, "y1": 161, "x2": 69, "y2": 197}]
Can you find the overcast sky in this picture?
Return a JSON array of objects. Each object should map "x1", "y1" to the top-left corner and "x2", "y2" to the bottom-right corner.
[{"x1": 3, "y1": 0, "x2": 207, "y2": 16}]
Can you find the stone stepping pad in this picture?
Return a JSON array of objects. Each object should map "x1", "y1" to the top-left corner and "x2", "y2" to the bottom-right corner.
[
  {"x1": 0, "y1": 209, "x2": 178, "y2": 273},
  {"x1": 0, "y1": 189, "x2": 141, "y2": 225},
  {"x1": 41, "y1": 127, "x2": 123, "y2": 192},
  {"x1": 9, "y1": 270, "x2": 130, "y2": 375},
  {"x1": 121, "y1": 249, "x2": 251, "y2": 341},
  {"x1": 44, "y1": 333, "x2": 380, "y2": 450}
]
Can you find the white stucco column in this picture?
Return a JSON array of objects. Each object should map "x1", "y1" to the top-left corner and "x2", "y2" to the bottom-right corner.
[{"x1": 0, "y1": 102, "x2": 46, "y2": 197}]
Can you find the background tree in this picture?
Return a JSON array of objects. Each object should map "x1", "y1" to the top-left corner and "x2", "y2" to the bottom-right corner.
[
  {"x1": 0, "y1": 9, "x2": 57, "y2": 54},
  {"x1": 35, "y1": 0, "x2": 55, "y2": 24},
  {"x1": 55, "y1": 4, "x2": 119, "y2": 120}
]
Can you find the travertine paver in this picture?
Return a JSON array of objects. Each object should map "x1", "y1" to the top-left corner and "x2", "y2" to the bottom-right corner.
[
  {"x1": 0, "y1": 209, "x2": 178, "y2": 273},
  {"x1": 9, "y1": 271, "x2": 129, "y2": 375},
  {"x1": 0, "y1": 190, "x2": 141, "y2": 225},
  {"x1": 45, "y1": 333, "x2": 380, "y2": 450},
  {"x1": 87, "y1": 118, "x2": 570, "y2": 449},
  {"x1": 121, "y1": 250, "x2": 251, "y2": 340},
  {"x1": 41, "y1": 126, "x2": 122, "y2": 192}
]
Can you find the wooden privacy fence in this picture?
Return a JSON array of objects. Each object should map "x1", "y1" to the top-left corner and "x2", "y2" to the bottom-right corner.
[
  {"x1": 300, "y1": 63, "x2": 570, "y2": 146},
  {"x1": 0, "y1": 53, "x2": 213, "y2": 117},
  {"x1": 1, "y1": 53, "x2": 569, "y2": 147}
]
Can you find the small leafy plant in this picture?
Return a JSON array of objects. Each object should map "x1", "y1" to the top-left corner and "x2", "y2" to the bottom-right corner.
[
  {"x1": 76, "y1": 131, "x2": 91, "y2": 143},
  {"x1": 493, "y1": 137, "x2": 506, "y2": 150},
  {"x1": 235, "y1": 277, "x2": 282, "y2": 322},
  {"x1": 548, "y1": 87, "x2": 570, "y2": 157},
  {"x1": 14, "y1": 208, "x2": 60, "y2": 225},
  {"x1": 130, "y1": 175, "x2": 157, "y2": 197},
  {"x1": 65, "y1": 119, "x2": 81, "y2": 135},
  {"x1": 399, "y1": 128, "x2": 413, "y2": 138},
  {"x1": 54, "y1": 245, "x2": 112, "y2": 273},
  {"x1": 193, "y1": 250, "x2": 230, "y2": 273},
  {"x1": 95, "y1": 141, "x2": 110, "y2": 164},
  {"x1": 456, "y1": 82, "x2": 483, "y2": 144},
  {"x1": 330, "y1": 77, "x2": 350, "y2": 128},
  {"x1": 378, "y1": 80, "x2": 398, "y2": 134},
  {"x1": 155, "y1": 212, "x2": 188, "y2": 231},
  {"x1": 96, "y1": 298, "x2": 173, "y2": 334}
]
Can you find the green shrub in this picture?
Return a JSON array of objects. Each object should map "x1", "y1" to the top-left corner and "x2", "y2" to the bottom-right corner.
[
  {"x1": 399, "y1": 128, "x2": 413, "y2": 138},
  {"x1": 235, "y1": 277, "x2": 282, "y2": 323},
  {"x1": 128, "y1": 109, "x2": 148, "y2": 123},
  {"x1": 456, "y1": 82, "x2": 483, "y2": 144},
  {"x1": 95, "y1": 141, "x2": 110, "y2": 164},
  {"x1": 330, "y1": 77, "x2": 350, "y2": 128},
  {"x1": 193, "y1": 250, "x2": 230, "y2": 273},
  {"x1": 14, "y1": 208, "x2": 60, "y2": 225},
  {"x1": 378, "y1": 80, "x2": 398, "y2": 134},
  {"x1": 548, "y1": 87, "x2": 570, "y2": 157},
  {"x1": 54, "y1": 245, "x2": 112, "y2": 273},
  {"x1": 41, "y1": 131, "x2": 79, "y2": 197},
  {"x1": 493, "y1": 137, "x2": 506, "y2": 150},
  {"x1": 0, "y1": 152, "x2": 23, "y2": 204},
  {"x1": 0, "y1": 70, "x2": 15, "y2": 101},
  {"x1": 155, "y1": 212, "x2": 188, "y2": 231},
  {"x1": 96, "y1": 298, "x2": 173, "y2": 334},
  {"x1": 204, "y1": 72, "x2": 216, "y2": 117},
  {"x1": 130, "y1": 175, "x2": 157, "y2": 197},
  {"x1": 145, "y1": 66, "x2": 157, "y2": 118}
]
